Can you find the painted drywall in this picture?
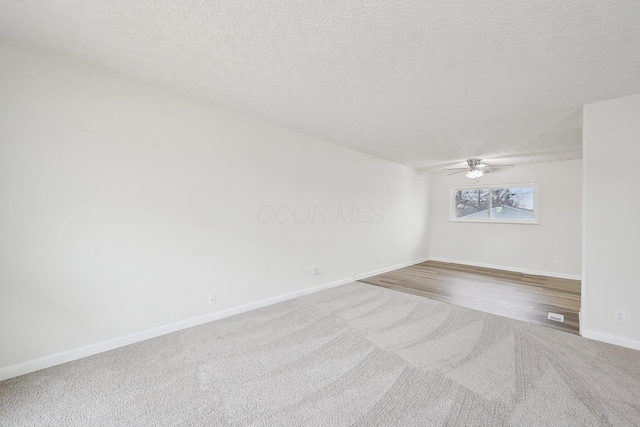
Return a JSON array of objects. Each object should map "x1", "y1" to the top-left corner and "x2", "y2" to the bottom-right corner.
[
  {"x1": 428, "y1": 160, "x2": 582, "y2": 279},
  {"x1": 0, "y1": 39, "x2": 430, "y2": 373},
  {"x1": 582, "y1": 93, "x2": 640, "y2": 349}
]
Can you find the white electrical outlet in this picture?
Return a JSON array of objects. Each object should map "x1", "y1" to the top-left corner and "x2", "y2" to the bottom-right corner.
[
  {"x1": 310, "y1": 268, "x2": 318, "y2": 278},
  {"x1": 350, "y1": 272, "x2": 355, "y2": 281},
  {"x1": 614, "y1": 309, "x2": 626, "y2": 323},
  {"x1": 208, "y1": 294, "x2": 216, "y2": 306},
  {"x1": 376, "y1": 258, "x2": 381, "y2": 265},
  {"x1": 553, "y1": 260, "x2": 559, "y2": 267}
]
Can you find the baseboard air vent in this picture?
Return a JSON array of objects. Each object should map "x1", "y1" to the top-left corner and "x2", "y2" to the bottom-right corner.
[{"x1": 547, "y1": 312, "x2": 565, "y2": 323}]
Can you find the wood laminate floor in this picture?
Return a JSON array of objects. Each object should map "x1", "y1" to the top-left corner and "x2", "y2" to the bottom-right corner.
[{"x1": 360, "y1": 260, "x2": 581, "y2": 334}]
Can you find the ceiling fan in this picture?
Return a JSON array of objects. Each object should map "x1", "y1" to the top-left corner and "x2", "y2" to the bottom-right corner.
[{"x1": 443, "y1": 158, "x2": 514, "y2": 179}]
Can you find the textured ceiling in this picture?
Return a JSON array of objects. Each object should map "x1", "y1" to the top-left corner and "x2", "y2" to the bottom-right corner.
[{"x1": 1, "y1": 1, "x2": 640, "y2": 170}]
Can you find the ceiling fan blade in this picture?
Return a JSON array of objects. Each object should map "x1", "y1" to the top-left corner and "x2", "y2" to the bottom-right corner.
[
  {"x1": 447, "y1": 170, "x2": 467, "y2": 176},
  {"x1": 442, "y1": 167, "x2": 467, "y2": 171},
  {"x1": 484, "y1": 164, "x2": 514, "y2": 168}
]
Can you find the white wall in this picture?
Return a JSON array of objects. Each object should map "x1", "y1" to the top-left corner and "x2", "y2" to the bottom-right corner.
[
  {"x1": 582, "y1": 93, "x2": 640, "y2": 349},
  {"x1": 428, "y1": 160, "x2": 582, "y2": 279},
  {"x1": 0, "y1": 39, "x2": 430, "y2": 375}
]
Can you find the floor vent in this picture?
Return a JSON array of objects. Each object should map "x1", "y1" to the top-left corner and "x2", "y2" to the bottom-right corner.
[{"x1": 547, "y1": 312, "x2": 565, "y2": 323}]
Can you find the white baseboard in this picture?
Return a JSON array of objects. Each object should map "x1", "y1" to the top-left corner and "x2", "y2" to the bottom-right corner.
[
  {"x1": 355, "y1": 257, "x2": 430, "y2": 281},
  {"x1": 0, "y1": 256, "x2": 429, "y2": 382},
  {"x1": 428, "y1": 257, "x2": 581, "y2": 280},
  {"x1": 581, "y1": 329, "x2": 640, "y2": 351}
]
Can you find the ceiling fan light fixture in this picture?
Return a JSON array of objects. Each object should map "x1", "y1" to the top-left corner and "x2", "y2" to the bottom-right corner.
[
  {"x1": 465, "y1": 169, "x2": 484, "y2": 179},
  {"x1": 442, "y1": 158, "x2": 513, "y2": 177}
]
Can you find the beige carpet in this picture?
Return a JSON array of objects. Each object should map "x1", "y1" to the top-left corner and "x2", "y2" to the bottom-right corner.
[{"x1": 1, "y1": 282, "x2": 640, "y2": 426}]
